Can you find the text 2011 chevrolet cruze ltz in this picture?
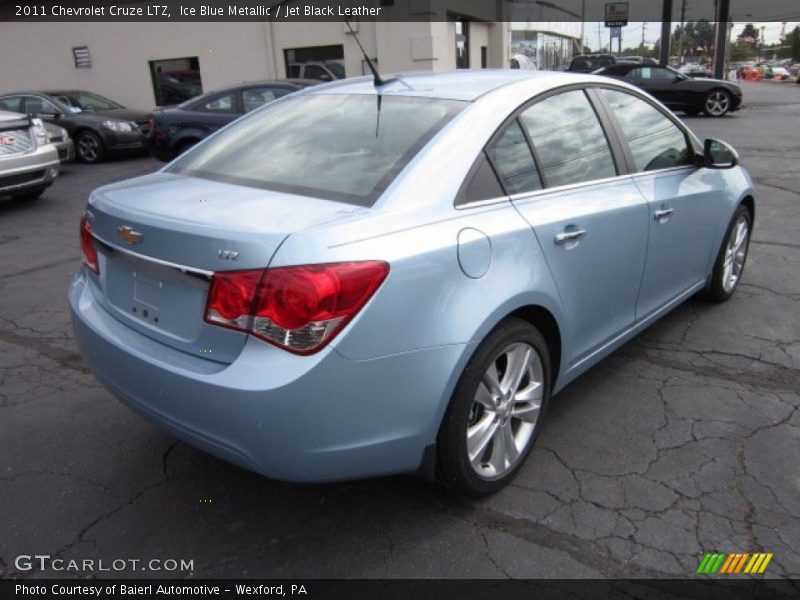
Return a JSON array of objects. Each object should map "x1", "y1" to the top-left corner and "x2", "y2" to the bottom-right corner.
[{"x1": 70, "y1": 71, "x2": 754, "y2": 495}]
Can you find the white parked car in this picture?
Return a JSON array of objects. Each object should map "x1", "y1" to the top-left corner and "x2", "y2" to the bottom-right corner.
[{"x1": 0, "y1": 110, "x2": 59, "y2": 200}]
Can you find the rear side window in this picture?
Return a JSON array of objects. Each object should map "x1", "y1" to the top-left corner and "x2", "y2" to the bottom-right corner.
[
  {"x1": 519, "y1": 90, "x2": 616, "y2": 187},
  {"x1": 195, "y1": 93, "x2": 236, "y2": 113},
  {"x1": 599, "y1": 88, "x2": 692, "y2": 172},
  {"x1": 485, "y1": 121, "x2": 542, "y2": 195},
  {"x1": 0, "y1": 96, "x2": 23, "y2": 112},
  {"x1": 242, "y1": 87, "x2": 291, "y2": 113},
  {"x1": 169, "y1": 94, "x2": 464, "y2": 206},
  {"x1": 457, "y1": 153, "x2": 504, "y2": 205}
]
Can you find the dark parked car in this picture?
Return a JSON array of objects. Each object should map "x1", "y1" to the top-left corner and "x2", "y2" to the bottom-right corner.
[
  {"x1": 0, "y1": 91, "x2": 151, "y2": 163},
  {"x1": 567, "y1": 54, "x2": 617, "y2": 73},
  {"x1": 148, "y1": 79, "x2": 319, "y2": 162},
  {"x1": 617, "y1": 56, "x2": 658, "y2": 65},
  {"x1": 594, "y1": 63, "x2": 742, "y2": 117}
]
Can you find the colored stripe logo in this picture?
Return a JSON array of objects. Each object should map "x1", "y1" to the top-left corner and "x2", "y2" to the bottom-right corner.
[{"x1": 696, "y1": 552, "x2": 773, "y2": 574}]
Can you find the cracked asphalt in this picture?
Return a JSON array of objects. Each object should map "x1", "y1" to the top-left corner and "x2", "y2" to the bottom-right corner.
[{"x1": 1, "y1": 81, "x2": 798, "y2": 580}]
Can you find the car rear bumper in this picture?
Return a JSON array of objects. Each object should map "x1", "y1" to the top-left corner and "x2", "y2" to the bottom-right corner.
[
  {"x1": 69, "y1": 270, "x2": 465, "y2": 482},
  {"x1": 0, "y1": 144, "x2": 59, "y2": 195}
]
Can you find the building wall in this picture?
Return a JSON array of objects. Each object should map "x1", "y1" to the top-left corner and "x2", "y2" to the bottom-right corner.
[
  {"x1": 0, "y1": 23, "x2": 273, "y2": 109},
  {"x1": 0, "y1": 19, "x2": 510, "y2": 110}
]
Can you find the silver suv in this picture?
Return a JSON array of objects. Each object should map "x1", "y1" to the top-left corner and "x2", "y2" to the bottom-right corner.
[{"x1": 0, "y1": 110, "x2": 59, "y2": 200}]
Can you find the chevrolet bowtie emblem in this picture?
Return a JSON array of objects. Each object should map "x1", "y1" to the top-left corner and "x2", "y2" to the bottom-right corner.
[{"x1": 118, "y1": 226, "x2": 143, "y2": 245}]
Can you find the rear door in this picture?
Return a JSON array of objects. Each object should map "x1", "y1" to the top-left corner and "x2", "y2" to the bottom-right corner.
[
  {"x1": 495, "y1": 87, "x2": 649, "y2": 366},
  {"x1": 595, "y1": 87, "x2": 719, "y2": 319}
]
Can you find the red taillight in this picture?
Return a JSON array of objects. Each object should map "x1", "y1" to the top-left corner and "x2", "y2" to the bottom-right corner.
[
  {"x1": 80, "y1": 216, "x2": 99, "y2": 274},
  {"x1": 204, "y1": 261, "x2": 389, "y2": 355}
]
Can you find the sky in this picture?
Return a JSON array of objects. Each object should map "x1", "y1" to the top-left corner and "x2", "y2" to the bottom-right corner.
[{"x1": 583, "y1": 21, "x2": 799, "y2": 47}]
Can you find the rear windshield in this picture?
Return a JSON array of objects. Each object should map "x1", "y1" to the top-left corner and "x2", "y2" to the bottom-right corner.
[{"x1": 168, "y1": 93, "x2": 465, "y2": 205}]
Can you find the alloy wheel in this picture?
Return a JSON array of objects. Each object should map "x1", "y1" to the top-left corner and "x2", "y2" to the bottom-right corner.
[
  {"x1": 705, "y1": 91, "x2": 731, "y2": 116},
  {"x1": 77, "y1": 133, "x2": 101, "y2": 162},
  {"x1": 467, "y1": 342, "x2": 544, "y2": 479},
  {"x1": 722, "y1": 215, "x2": 749, "y2": 292}
]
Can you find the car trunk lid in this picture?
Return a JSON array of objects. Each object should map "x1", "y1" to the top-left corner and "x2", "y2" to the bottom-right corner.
[{"x1": 87, "y1": 172, "x2": 362, "y2": 363}]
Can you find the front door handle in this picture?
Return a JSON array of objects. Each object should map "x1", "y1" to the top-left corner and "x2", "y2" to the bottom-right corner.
[
  {"x1": 654, "y1": 207, "x2": 675, "y2": 223},
  {"x1": 554, "y1": 229, "x2": 587, "y2": 245}
]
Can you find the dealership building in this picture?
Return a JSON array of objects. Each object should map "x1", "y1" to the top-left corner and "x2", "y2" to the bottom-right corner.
[{"x1": 0, "y1": 1, "x2": 581, "y2": 111}]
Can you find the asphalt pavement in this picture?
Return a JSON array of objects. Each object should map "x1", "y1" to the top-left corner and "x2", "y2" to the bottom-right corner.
[{"x1": 1, "y1": 80, "x2": 798, "y2": 579}]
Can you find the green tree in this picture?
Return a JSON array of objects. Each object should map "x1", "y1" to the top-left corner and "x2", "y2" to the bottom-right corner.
[
  {"x1": 737, "y1": 23, "x2": 759, "y2": 44},
  {"x1": 778, "y1": 26, "x2": 800, "y2": 61},
  {"x1": 729, "y1": 41, "x2": 755, "y2": 62},
  {"x1": 690, "y1": 20, "x2": 715, "y2": 54}
]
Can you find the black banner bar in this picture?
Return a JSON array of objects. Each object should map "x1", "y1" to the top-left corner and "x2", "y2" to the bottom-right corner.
[
  {"x1": 1, "y1": 0, "x2": 799, "y2": 22},
  {"x1": 3, "y1": 579, "x2": 800, "y2": 600}
]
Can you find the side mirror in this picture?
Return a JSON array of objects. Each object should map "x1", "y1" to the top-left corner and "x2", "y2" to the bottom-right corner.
[
  {"x1": 703, "y1": 138, "x2": 738, "y2": 169},
  {"x1": 318, "y1": 73, "x2": 332, "y2": 81}
]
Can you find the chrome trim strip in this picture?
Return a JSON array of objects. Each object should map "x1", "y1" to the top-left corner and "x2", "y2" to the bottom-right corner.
[
  {"x1": 509, "y1": 173, "x2": 636, "y2": 202},
  {"x1": 91, "y1": 232, "x2": 214, "y2": 278},
  {"x1": 630, "y1": 165, "x2": 697, "y2": 179},
  {"x1": 454, "y1": 196, "x2": 509, "y2": 210}
]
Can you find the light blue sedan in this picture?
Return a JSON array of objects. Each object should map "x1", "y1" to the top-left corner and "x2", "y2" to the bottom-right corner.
[{"x1": 70, "y1": 70, "x2": 754, "y2": 495}]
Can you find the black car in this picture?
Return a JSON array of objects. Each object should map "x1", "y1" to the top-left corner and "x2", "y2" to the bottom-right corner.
[
  {"x1": 147, "y1": 79, "x2": 318, "y2": 162},
  {"x1": 567, "y1": 54, "x2": 617, "y2": 73},
  {"x1": 594, "y1": 64, "x2": 742, "y2": 117},
  {"x1": 0, "y1": 90, "x2": 151, "y2": 163}
]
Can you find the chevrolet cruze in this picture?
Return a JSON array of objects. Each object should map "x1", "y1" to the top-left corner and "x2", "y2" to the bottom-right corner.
[{"x1": 70, "y1": 71, "x2": 754, "y2": 495}]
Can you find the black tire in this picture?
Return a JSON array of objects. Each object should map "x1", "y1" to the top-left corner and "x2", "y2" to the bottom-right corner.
[
  {"x1": 437, "y1": 318, "x2": 551, "y2": 496},
  {"x1": 75, "y1": 130, "x2": 106, "y2": 163},
  {"x1": 703, "y1": 89, "x2": 732, "y2": 117},
  {"x1": 11, "y1": 186, "x2": 46, "y2": 200},
  {"x1": 705, "y1": 204, "x2": 752, "y2": 303}
]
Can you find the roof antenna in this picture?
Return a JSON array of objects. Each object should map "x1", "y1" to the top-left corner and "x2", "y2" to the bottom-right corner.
[{"x1": 344, "y1": 19, "x2": 394, "y2": 88}]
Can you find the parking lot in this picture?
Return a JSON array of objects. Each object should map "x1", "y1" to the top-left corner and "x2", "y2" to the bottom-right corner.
[{"x1": 1, "y1": 80, "x2": 798, "y2": 580}]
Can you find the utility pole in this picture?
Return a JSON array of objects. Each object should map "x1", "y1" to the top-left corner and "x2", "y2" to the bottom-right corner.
[
  {"x1": 642, "y1": 22, "x2": 647, "y2": 52},
  {"x1": 579, "y1": 0, "x2": 586, "y2": 53},
  {"x1": 598, "y1": 23, "x2": 602, "y2": 52},
  {"x1": 677, "y1": 0, "x2": 686, "y2": 64}
]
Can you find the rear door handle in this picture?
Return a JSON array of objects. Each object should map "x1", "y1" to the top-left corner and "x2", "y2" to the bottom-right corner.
[
  {"x1": 654, "y1": 208, "x2": 675, "y2": 222},
  {"x1": 554, "y1": 229, "x2": 587, "y2": 245}
]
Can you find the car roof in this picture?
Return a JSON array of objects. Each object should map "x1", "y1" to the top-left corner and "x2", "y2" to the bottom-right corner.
[{"x1": 304, "y1": 69, "x2": 579, "y2": 102}]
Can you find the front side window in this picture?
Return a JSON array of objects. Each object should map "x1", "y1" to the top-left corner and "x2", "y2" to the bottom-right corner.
[
  {"x1": 632, "y1": 67, "x2": 679, "y2": 80},
  {"x1": 485, "y1": 121, "x2": 542, "y2": 195},
  {"x1": 169, "y1": 94, "x2": 464, "y2": 205},
  {"x1": 599, "y1": 88, "x2": 693, "y2": 172},
  {"x1": 519, "y1": 90, "x2": 616, "y2": 187}
]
